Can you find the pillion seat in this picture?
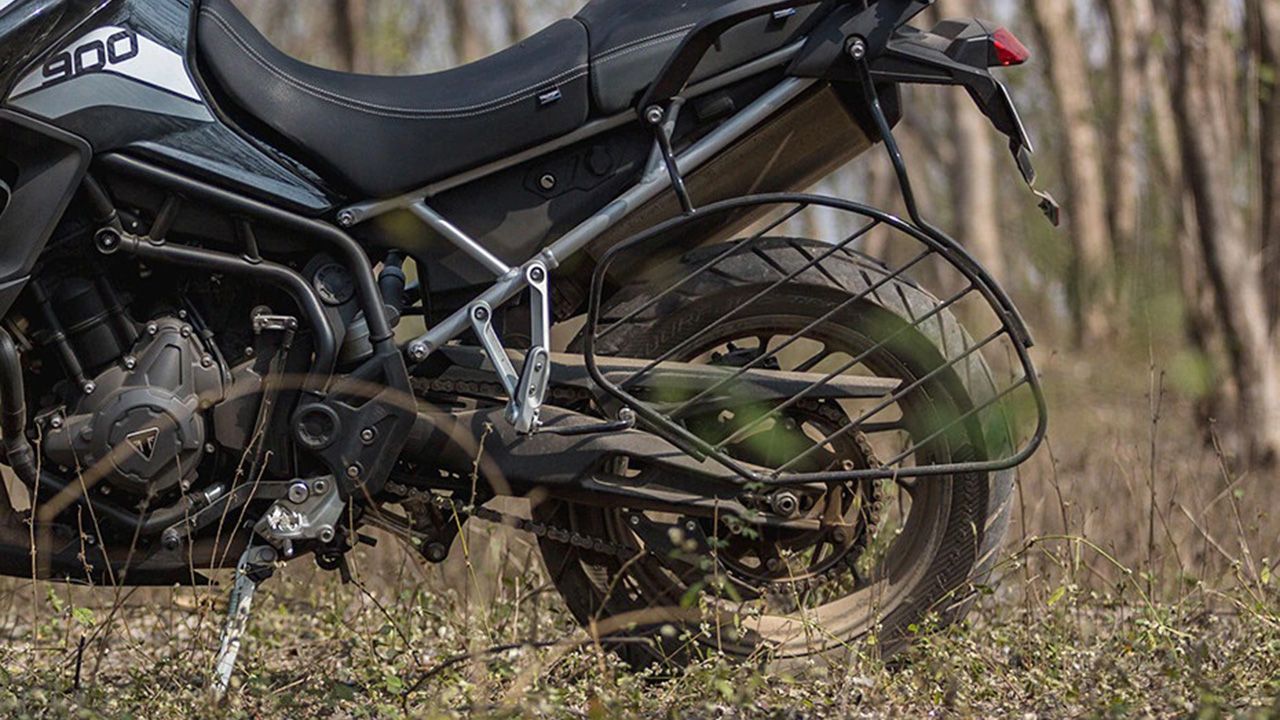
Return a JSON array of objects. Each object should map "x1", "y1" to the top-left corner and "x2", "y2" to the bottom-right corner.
[{"x1": 196, "y1": 0, "x2": 821, "y2": 199}]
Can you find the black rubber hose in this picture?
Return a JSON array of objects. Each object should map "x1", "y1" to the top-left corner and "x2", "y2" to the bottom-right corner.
[{"x1": 0, "y1": 328, "x2": 37, "y2": 495}]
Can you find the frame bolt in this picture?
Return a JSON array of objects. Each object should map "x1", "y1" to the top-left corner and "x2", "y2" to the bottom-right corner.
[
  {"x1": 408, "y1": 343, "x2": 429, "y2": 362},
  {"x1": 288, "y1": 482, "x2": 310, "y2": 504},
  {"x1": 538, "y1": 174, "x2": 557, "y2": 191},
  {"x1": 123, "y1": 355, "x2": 137, "y2": 370},
  {"x1": 147, "y1": 323, "x2": 159, "y2": 336},
  {"x1": 346, "y1": 465, "x2": 361, "y2": 480},
  {"x1": 360, "y1": 428, "x2": 377, "y2": 444},
  {"x1": 95, "y1": 228, "x2": 122, "y2": 254},
  {"x1": 337, "y1": 210, "x2": 356, "y2": 227},
  {"x1": 644, "y1": 105, "x2": 665, "y2": 125},
  {"x1": 848, "y1": 37, "x2": 868, "y2": 60},
  {"x1": 529, "y1": 266, "x2": 546, "y2": 283},
  {"x1": 82, "y1": 381, "x2": 97, "y2": 396},
  {"x1": 473, "y1": 306, "x2": 490, "y2": 323}
]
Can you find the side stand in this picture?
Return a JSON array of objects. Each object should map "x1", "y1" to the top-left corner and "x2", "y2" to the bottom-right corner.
[{"x1": 210, "y1": 543, "x2": 278, "y2": 699}]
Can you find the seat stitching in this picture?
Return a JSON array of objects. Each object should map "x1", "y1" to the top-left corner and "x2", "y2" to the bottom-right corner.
[
  {"x1": 594, "y1": 34, "x2": 688, "y2": 67},
  {"x1": 595, "y1": 23, "x2": 696, "y2": 58},
  {"x1": 206, "y1": 10, "x2": 587, "y2": 116},
  {"x1": 204, "y1": 9, "x2": 588, "y2": 118}
]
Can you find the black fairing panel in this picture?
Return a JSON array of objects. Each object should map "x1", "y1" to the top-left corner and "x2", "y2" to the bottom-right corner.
[
  {"x1": 0, "y1": 109, "x2": 91, "y2": 316},
  {"x1": 0, "y1": 0, "x2": 334, "y2": 214}
]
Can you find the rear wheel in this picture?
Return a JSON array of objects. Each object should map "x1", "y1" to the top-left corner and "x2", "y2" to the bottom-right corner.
[{"x1": 539, "y1": 238, "x2": 1014, "y2": 669}]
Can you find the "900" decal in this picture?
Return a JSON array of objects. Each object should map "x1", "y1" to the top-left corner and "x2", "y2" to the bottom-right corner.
[
  {"x1": 8, "y1": 25, "x2": 203, "y2": 103},
  {"x1": 40, "y1": 29, "x2": 141, "y2": 88}
]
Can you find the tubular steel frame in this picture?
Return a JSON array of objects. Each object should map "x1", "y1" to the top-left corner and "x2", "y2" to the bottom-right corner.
[
  {"x1": 99, "y1": 51, "x2": 1046, "y2": 489},
  {"x1": 369, "y1": 52, "x2": 1043, "y2": 484}
]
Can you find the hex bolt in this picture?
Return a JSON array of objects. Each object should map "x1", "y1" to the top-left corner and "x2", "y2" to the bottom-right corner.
[
  {"x1": 205, "y1": 443, "x2": 217, "y2": 454},
  {"x1": 644, "y1": 105, "x2": 665, "y2": 125},
  {"x1": 473, "y1": 306, "x2": 490, "y2": 323},
  {"x1": 287, "y1": 482, "x2": 310, "y2": 504},
  {"x1": 771, "y1": 492, "x2": 801, "y2": 518},
  {"x1": 408, "y1": 343, "x2": 429, "y2": 362},
  {"x1": 146, "y1": 323, "x2": 159, "y2": 336},
  {"x1": 346, "y1": 465, "x2": 361, "y2": 480},
  {"x1": 848, "y1": 37, "x2": 867, "y2": 60},
  {"x1": 360, "y1": 428, "x2": 377, "y2": 444},
  {"x1": 82, "y1": 381, "x2": 96, "y2": 396},
  {"x1": 318, "y1": 526, "x2": 336, "y2": 544},
  {"x1": 313, "y1": 479, "x2": 329, "y2": 495},
  {"x1": 49, "y1": 416, "x2": 64, "y2": 430},
  {"x1": 95, "y1": 229, "x2": 121, "y2": 253},
  {"x1": 685, "y1": 521, "x2": 698, "y2": 533},
  {"x1": 538, "y1": 174, "x2": 557, "y2": 191},
  {"x1": 629, "y1": 515, "x2": 641, "y2": 527},
  {"x1": 529, "y1": 266, "x2": 546, "y2": 283},
  {"x1": 161, "y1": 529, "x2": 181, "y2": 552},
  {"x1": 123, "y1": 356, "x2": 137, "y2": 370},
  {"x1": 337, "y1": 210, "x2": 356, "y2": 227},
  {"x1": 180, "y1": 325, "x2": 192, "y2": 338},
  {"x1": 200, "y1": 355, "x2": 214, "y2": 368}
]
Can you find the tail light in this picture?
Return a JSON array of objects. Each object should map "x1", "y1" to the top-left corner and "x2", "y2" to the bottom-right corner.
[{"x1": 991, "y1": 27, "x2": 1030, "y2": 66}]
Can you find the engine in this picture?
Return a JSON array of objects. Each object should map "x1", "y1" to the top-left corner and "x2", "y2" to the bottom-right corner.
[{"x1": 37, "y1": 277, "x2": 225, "y2": 499}]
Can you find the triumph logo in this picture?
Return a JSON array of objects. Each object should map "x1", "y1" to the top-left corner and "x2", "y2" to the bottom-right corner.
[{"x1": 125, "y1": 428, "x2": 162, "y2": 462}]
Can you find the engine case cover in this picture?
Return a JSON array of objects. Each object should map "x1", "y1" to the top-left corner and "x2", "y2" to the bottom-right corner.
[{"x1": 45, "y1": 318, "x2": 225, "y2": 497}]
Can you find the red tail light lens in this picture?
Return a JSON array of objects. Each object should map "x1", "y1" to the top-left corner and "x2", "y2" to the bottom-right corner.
[{"x1": 992, "y1": 27, "x2": 1030, "y2": 66}]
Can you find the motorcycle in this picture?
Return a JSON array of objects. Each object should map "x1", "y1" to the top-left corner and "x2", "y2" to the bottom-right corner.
[{"x1": 0, "y1": 0, "x2": 1053, "y2": 691}]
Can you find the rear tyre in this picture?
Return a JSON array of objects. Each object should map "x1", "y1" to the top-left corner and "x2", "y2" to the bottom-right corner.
[{"x1": 539, "y1": 238, "x2": 1015, "y2": 669}]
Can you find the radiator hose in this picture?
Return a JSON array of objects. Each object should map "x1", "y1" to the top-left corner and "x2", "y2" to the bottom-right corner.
[{"x1": 0, "y1": 327, "x2": 37, "y2": 511}]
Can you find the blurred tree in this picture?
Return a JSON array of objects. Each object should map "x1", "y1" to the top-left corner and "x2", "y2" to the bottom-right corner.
[
  {"x1": 331, "y1": 0, "x2": 367, "y2": 73},
  {"x1": 1174, "y1": 0, "x2": 1280, "y2": 464},
  {"x1": 1101, "y1": 0, "x2": 1141, "y2": 278},
  {"x1": 1248, "y1": 0, "x2": 1280, "y2": 326},
  {"x1": 948, "y1": 0, "x2": 1004, "y2": 283},
  {"x1": 1028, "y1": 0, "x2": 1113, "y2": 345},
  {"x1": 446, "y1": 0, "x2": 485, "y2": 63}
]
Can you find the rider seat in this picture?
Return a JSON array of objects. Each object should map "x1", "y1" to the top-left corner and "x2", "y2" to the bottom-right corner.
[{"x1": 196, "y1": 0, "x2": 821, "y2": 199}]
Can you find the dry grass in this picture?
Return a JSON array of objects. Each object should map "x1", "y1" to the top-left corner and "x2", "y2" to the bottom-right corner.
[{"x1": 0, "y1": 343, "x2": 1278, "y2": 718}]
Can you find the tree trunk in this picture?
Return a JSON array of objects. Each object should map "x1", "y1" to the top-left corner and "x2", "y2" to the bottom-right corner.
[
  {"x1": 506, "y1": 0, "x2": 531, "y2": 43},
  {"x1": 1028, "y1": 0, "x2": 1114, "y2": 345},
  {"x1": 1101, "y1": 0, "x2": 1142, "y2": 280},
  {"x1": 1248, "y1": 0, "x2": 1280, "y2": 328},
  {"x1": 331, "y1": 0, "x2": 367, "y2": 73},
  {"x1": 948, "y1": 0, "x2": 1004, "y2": 283},
  {"x1": 1174, "y1": 0, "x2": 1280, "y2": 465},
  {"x1": 446, "y1": 0, "x2": 486, "y2": 64}
]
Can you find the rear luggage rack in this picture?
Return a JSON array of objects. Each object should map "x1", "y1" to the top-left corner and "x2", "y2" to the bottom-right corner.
[
  {"x1": 584, "y1": 47, "x2": 1047, "y2": 486},
  {"x1": 583, "y1": 192, "x2": 1048, "y2": 485}
]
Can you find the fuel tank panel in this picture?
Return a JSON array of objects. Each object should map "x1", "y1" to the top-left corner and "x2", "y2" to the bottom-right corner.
[{"x1": 0, "y1": 0, "x2": 335, "y2": 215}]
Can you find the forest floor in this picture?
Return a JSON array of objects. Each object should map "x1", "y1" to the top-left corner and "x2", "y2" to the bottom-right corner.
[{"x1": 1, "y1": 344, "x2": 1279, "y2": 719}]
